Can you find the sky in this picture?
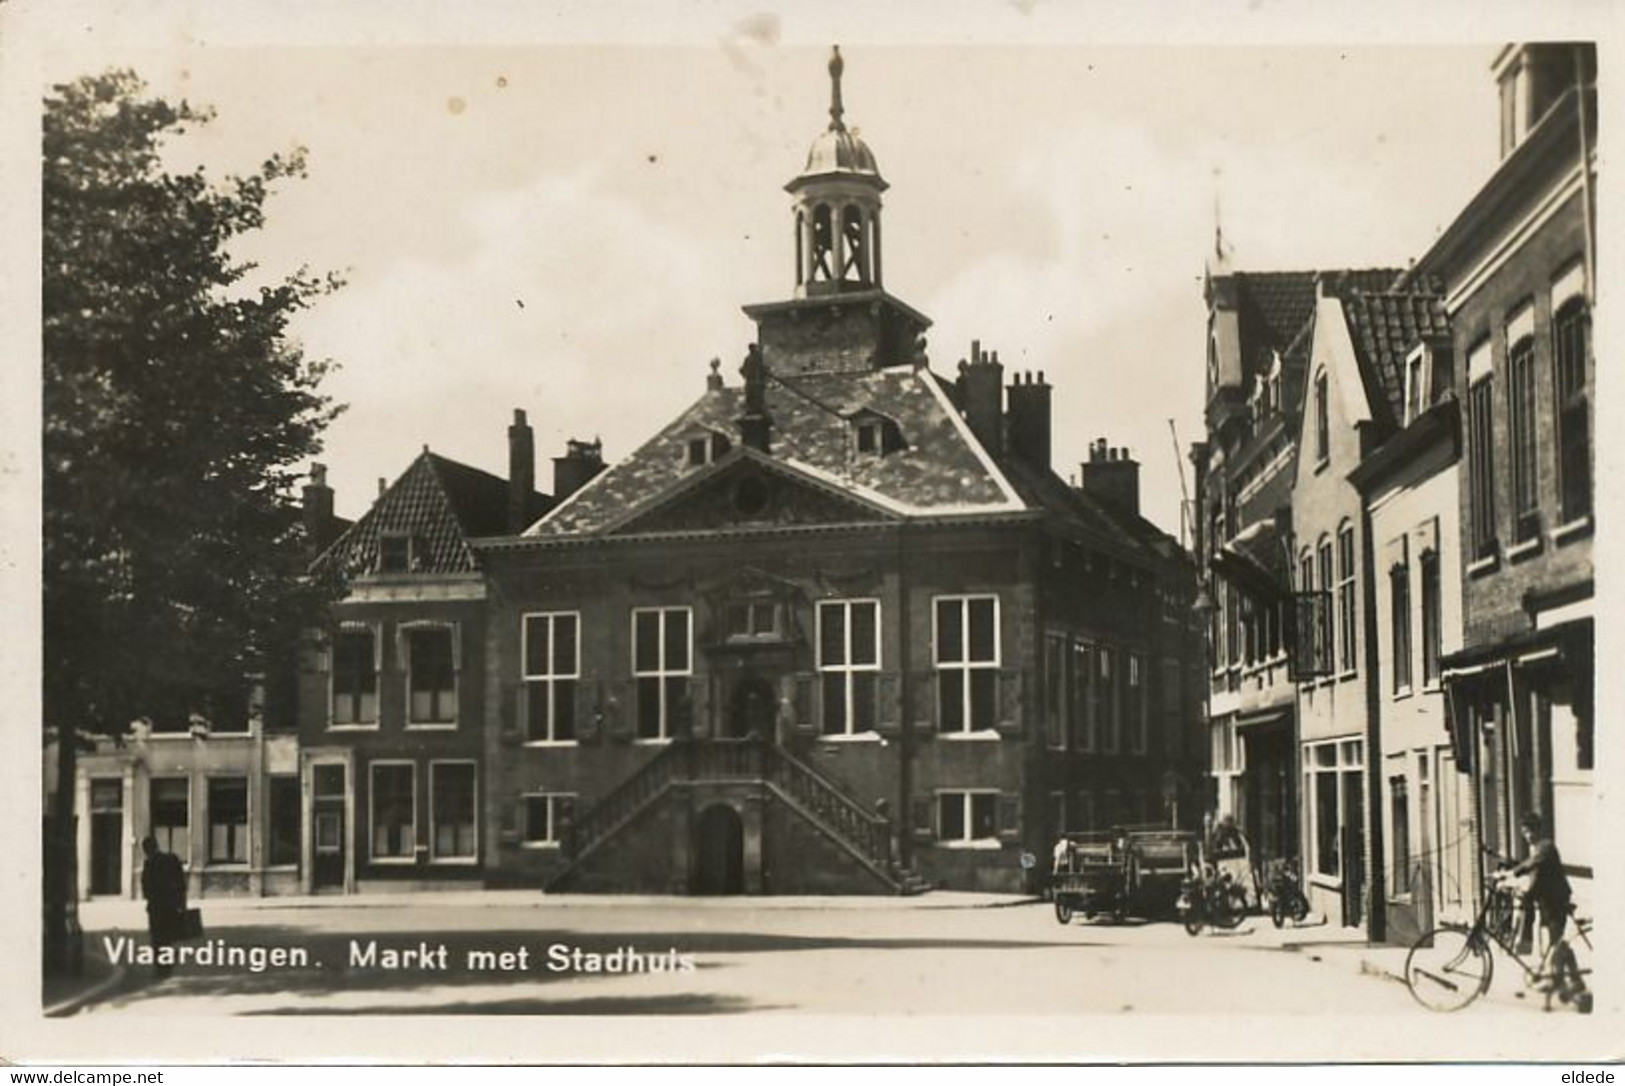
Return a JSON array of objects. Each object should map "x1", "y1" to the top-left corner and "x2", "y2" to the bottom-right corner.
[{"x1": 13, "y1": 2, "x2": 1601, "y2": 537}]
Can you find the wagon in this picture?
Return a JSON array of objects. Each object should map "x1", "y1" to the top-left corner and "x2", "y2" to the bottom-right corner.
[{"x1": 1050, "y1": 827, "x2": 1200, "y2": 924}]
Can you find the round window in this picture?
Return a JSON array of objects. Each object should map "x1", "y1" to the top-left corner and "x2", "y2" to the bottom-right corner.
[{"x1": 733, "y1": 476, "x2": 770, "y2": 518}]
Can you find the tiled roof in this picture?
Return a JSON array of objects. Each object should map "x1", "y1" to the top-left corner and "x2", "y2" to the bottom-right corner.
[
  {"x1": 1340, "y1": 289, "x2": 1451, "y2": 428},
  {"x1": 1232, "y1": 269, "x2": 1408, "y2": 385},
  {"x1": 314, "y1": 452, "x2": 548, "y2": 576},
  {"x1": 1234, "y1": 271, "x2": 1318, "y2": 360},
  {"x1": 530, "y1": 366, "x2": 1021, "y2": 537}
]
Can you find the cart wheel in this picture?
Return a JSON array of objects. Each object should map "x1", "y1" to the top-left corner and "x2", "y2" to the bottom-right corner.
[{"x1": 1054, "y1": 901, "x2": 1074, "y2": 925}]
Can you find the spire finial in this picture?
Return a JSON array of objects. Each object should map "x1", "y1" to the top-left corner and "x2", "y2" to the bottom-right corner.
[{"x1": 828, "y1": 45, "x2": 846, "y2": 132}]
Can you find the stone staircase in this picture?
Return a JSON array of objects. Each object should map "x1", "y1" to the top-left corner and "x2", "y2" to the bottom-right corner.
[{"x1": 547, "y1": 738, "x2": 930, "y2": 895}]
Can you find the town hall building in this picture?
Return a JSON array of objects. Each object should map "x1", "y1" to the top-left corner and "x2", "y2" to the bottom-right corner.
[{"x1": 471, "y1": 49, "x2": 1206, "y2": 894}]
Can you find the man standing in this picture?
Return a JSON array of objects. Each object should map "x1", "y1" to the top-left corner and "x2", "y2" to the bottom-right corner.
[
  {"x1": 139, "y1": 835, "x2": 186, "y2": 978},
  {"x1": 1505, "y1": 811, "x2": 1586, "y2": 1007}
]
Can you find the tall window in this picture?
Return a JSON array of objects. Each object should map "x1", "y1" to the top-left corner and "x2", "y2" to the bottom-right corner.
[
  {"x1": 524, "y1": 612, "x2": 579, "y2": 743},
  {"x1": 370, "y1": 763, "x2": 416, "y2": 861},
  {"x1": 937, "y1": 792, "x2": 997, "y2": 844},
  {"x1": 1044, "y1": 635, "x2": 1067, "y2": 750},
  {"x1": 267, "y1": 775, "x2": 300, "y2": 867},
  {"x1": 430, "y1": 761, "x2": 476, "y2": 861},
  {"x1": 934, "y1": 596, "x2": 999, "y2": 733},
  {"x1": 1553, "y1": 299, "x2": 1592, "y2": 522},
  {"x1": 331, "y1": 628, "x2": 378, "y2": 726},
  {"x1": 1127, "y1": 653, "x2": 1147, "y2": 754},
  {"x1": 1314, "y1": 370, "x2": 1330, "y2": 464},
  {"x1": 207, "y1": 777, "x2": 248, "y2": 864},
  {"x1": 1420, "y1": 550, "x2": 1442, "y2": 687},
  {"x1": 1317, "y1": 538, "x2": 1334, "y2": 676},
  {"x1": 1337, "y1": 524, "x2": 1356, "y2": 675},
  {"x1": 1071, "y1": 641, "x2": 1094, "y2": 751},
  {"x1": 818, "y1": 600, "x2": 880, "y2": 735},
  {"x1": 1096, "y1": 646, "x2": 1119, "y2": 752},
  {"x1": 1390, "y1": 556, "x2": 1412, "y2": 695},
  {"x1": 1390, "y1": 774, "x2": 1411, "y2": 894},
  {"x1": 1467, "y1": 349, "x2": 1498, "y2": 560},
  {"x1": 1507, "y1": 334, "x2": 1540, "y2": 542},
  {"x1": 150, "y1": 778, "x2": 190, "y2": 858},
  {"x1": 523, "y1": 793, "x2": 574, "y2": 848},
  {"x1": 632, "y1": 608, "x2": 691, "y2": 741},
  {"x1": 406, "y1": 626, "x2": 456, "y2": 725},
  {"x1": 1304, "y1": 740, "x2": 1363, "y2": 879}
]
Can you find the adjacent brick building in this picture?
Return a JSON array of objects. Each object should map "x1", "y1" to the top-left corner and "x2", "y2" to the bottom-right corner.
[
  {"x1": 299, "y1": 439, "x2": 551, "y2": 892},
  {"x1": 1412, "y1": 42, "x2": 1596, "y2": 913}
]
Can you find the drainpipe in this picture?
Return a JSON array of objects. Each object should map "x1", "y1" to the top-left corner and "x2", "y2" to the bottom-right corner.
[
  {"x1": 895, "y1": 524, "x2": 913, "y2": 870},
  {"x1": 1358, "y1": 489, "x2": 1387, "y2": 944},
  {"x1": 1574, "y1": 46, "x2": 1596, "y2": 307}
]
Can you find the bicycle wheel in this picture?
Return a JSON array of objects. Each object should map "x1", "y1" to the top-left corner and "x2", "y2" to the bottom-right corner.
[{"x1": 1405, "y1": 926, "x2": 1493, "y2": 1012}]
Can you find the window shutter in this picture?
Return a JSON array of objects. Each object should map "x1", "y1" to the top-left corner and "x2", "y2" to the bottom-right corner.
[
  {"x1": 875, "y1": 672, "x2": 901, "y2": 735},
  {"x1": 997, "y1": 792, "x2": 1022, "y2": 841},
  {"x1": 498, "y1": 797, "x2": 520, "y2": 844},
  {"x1": 786, "y1": 673, "x2": 818, "y2": 735},
  {"x1": 910, "y1": 670, "x2": 935, "y2": 736},
  {"x1": 576, "y1": 680, "x2": 603, "y2": 743},
  {"x1": 449, "y1": 623, "x2": 462, "y2": 671},
  {"x1": 555, "y1": 796, "x2": 576, "y2": 846},
  {"x1": 690, "y1": 675, "x2": 713, "y2": 740},
  {"x1": 605, "y1": 679, "x2": 634, "y2": 742},
  {"x1": 671, "y1": 678, "x2": 695, "y2": 741},
  {"x1": 911, "y1": 795, "x2": 934, "y2": 840},
  {"x1": 995, "y1": 668, "x2": 1024, "y2": 734},
  {"x1": 499, "y1": 684, "x2": 521, "y2": 746}
]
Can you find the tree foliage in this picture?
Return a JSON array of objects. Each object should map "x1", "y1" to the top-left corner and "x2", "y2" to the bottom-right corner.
[{"x1": 43, "y1": 70, "x2": 343, "y2": 735}]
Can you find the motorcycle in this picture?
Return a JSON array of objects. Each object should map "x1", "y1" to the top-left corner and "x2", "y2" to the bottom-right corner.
[
  {"x1": 1177, "y1": 861, "x2": 1249, "y2": 936},
  {"x1": 1263, "y1": 858, "x2": 1311, "y2": 929}
]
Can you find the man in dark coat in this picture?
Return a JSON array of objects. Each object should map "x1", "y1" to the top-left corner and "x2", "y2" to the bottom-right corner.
[
  {"x1": 1509, "y1": 810, "x2": 1571, "y2": 953},
  {"x1": 140, "y1": 834, "x2": 187, "y2": 978}
]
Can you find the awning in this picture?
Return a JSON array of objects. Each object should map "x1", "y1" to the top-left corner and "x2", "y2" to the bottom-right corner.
[
  {"x1": 1211, "y1": 544, "x2": 1287, "y2": 602},
  {"x1": 1235, "y1": 705, "x2": 1292, "y2": 730}
]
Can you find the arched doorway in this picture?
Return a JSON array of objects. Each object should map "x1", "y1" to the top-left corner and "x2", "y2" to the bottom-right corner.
[
  {"x1": 726, "y1": 677, "x2": 777, "y2": 740},
  {"x1": 693, "y1": 803, "x2": 745, "y2": 895}
]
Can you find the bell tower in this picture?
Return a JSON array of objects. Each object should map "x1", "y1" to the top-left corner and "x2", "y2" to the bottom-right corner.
[
  {"x1": 744, "y1": 46, "x2": 930, "y2": 377},
  {"x1": 788, "y1": 46, "x2": 886, "y2": 296}
]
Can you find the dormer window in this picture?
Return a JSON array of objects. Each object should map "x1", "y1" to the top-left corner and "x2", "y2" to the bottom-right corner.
[
  {"x1": 378, "y1": 533, "x2": 421, "y2": 573},
  {"x1": 684, "y1": 430, "x2": 731, "y2": 469},
  {"x1": 1404, "y1": 344, "x2": 1428, "y2": 425},
  {"x1": 849, "y1": 409, "x2": 903, "y2": 457},
  {"x1": 726, "y1": 600, "x2": 780, "y2": 640}
]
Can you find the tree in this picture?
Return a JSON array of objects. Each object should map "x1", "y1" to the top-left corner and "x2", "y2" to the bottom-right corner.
[{"x1": 42, "y1": 70, "x2": 342, "y2": 970}]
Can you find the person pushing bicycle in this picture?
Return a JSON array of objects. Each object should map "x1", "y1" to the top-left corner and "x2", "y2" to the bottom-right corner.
[{"x1": 1500, "y1": 812, "x2": 1578, "y2": 979}]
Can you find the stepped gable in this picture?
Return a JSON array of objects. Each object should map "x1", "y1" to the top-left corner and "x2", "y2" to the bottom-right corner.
[
  {"x1": 1338, "y1": 283, "x2": 1450, "y2": 430},
  {"x1": 314, "y1": 451, "x2": 547, "y2": 577},
  {"x1": 530, "y1": 365, "x2": 1021, "y2": 538}
]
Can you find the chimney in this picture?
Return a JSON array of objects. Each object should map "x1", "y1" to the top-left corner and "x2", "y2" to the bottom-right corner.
[
  {"x1": 508, "y1": 408, "x2": 536, "y2": 532},
  {"x1": 738, "y1": 342, "x2": 773, "y2": 454},
  {"x1": 302, "y1": 462, "x2": 335, "y2": 550},
  {"x1": 553, "y1": 437, "x2": 605, "y2": 502},
  {"x1": 1080, "y1": 438, "x2": 1141, "y2": 516},
  {"x1": 1006, "y1": 369, "x2": 1052, "y2": 468},
  {"x1": 706, "y1": 358, "x2": 724, "y2": 392},
  {"x1": 957, "y1": 339, "x2": 1004, "y2": 457}
]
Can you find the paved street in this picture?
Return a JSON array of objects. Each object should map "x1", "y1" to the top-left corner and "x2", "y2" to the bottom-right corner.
[{"x1": 62, "y1": 892, "x2": 1425, "y2": 1018}]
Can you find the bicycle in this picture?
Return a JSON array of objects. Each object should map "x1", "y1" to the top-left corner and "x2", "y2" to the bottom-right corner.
[{"x1": 1403, "y1": 867, "x2": 1593, "y2": 1013}]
